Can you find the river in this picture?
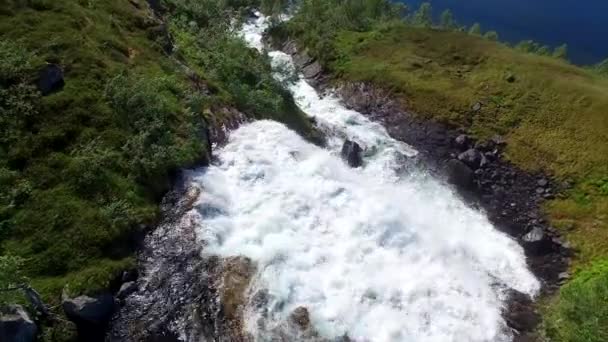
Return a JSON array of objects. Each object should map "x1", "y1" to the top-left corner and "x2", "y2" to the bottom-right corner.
[
  {"x1": 401, "y1": 0, "x2": 608, "y2": 65},
  {"x1": 172, "y1": 14, "x2": 541, "y2": 342}
]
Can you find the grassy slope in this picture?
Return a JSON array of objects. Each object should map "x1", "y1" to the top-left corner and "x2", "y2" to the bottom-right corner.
[
  {"x1": 326, "y1": 24, "x2": 608, "y2": 340},
  {"x1": 0, "y1": 0, "x2": 317, "y2": 310},
  {"x1": 0, "y1": 0, "x2": 173, "y2": 300}
]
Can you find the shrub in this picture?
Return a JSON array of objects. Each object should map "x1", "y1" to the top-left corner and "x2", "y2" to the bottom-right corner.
[{"x1": 543, "y1": 260, "x2": 608, "y2": 342}]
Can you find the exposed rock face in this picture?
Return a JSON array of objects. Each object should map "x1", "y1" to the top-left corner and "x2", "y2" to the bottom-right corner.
[
  {"x1": 63, "y1": 293, "x2": 115, "y2": 340},
  {"x1": 106, "y1": 183, "x2": 256, "y2": 342},
  {"x1": 341, "y1": 140, "x2": 363, "y2": 167},
  {"x1": 0, "y1": 305, "x2": 37, "y2": 342},
  {"x1": 37, "y1": 64, "x2": 64, "y2": 95}
]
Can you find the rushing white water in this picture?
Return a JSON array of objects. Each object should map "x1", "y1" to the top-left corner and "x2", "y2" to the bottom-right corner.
[{"x1": 185, "y1": 14, "x2": 540, "y2": 342}]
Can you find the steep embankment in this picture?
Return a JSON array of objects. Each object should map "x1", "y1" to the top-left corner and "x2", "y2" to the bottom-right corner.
[
  {"x1": 277, "y1": 4, "x2": 608, "y2": 340},
  {"x1": 0, "y1": 0, "x2": 317, "y2": 339}
]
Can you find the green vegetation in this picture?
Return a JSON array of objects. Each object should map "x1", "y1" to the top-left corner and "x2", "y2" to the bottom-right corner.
[
  {"x1": 280, "y1": 1, "x2": 608, "y2": 340},
  {"x1": 0, "y1": 0, "x2": 316, "y2": 332},
  {"x1": 542, "y1": 260, "x2": 608, "y2": 342}
]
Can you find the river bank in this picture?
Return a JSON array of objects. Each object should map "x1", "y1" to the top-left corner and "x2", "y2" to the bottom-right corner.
[{"x1": 267, "y1": 33, "x2": 570, "y2": 341}]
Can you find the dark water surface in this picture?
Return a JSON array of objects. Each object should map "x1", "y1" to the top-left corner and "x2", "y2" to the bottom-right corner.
[{"x1": 400, "y1": 0, "x2": 608, "y2": 65}]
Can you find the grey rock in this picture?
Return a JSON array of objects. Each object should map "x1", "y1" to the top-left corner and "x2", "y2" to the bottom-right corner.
[
  {"x1": 37, "y1": 64, "x2": 64, "y2": 95},
  {"x1": 444, "y1": 159, "x2": 475, "y2": 191},
  {"x1": 523, "y1": 227, "x2": 544, "y2": 243},
  {"x1": 302, "y1": 61, "x2": 323, "y2": 80},
  {"x1": 458, "y1": 148, "x2": 483, "y2": 169},
  {"x1": 454, "y1": 134, "x2": 470, "y2": 148},
  {"x1": 0, "y1": 305, "x2": 37, "y2": 342},
  {"x1": 537, "y1": 178, "x2": 548, "y2": 187},
  {"x1": 63, "y1": 293, "x2": 115, "y2": 326},
  {"x1": 472, "y1": 102, "x2": 482, "y2": 111},
  {"x1": 117, "y1": 282, "x2": 138, "y2": 299},
  {"x1": 341, "y1": 140, "x2": 363, "y2": 168}
]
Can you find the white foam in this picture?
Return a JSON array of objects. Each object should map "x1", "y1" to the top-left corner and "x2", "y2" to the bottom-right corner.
[{"x1": 186, "y1": 14, "x2": 540, "y2": 342}]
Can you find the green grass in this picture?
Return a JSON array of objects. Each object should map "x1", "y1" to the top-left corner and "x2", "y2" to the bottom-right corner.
[{"x1": 541, "y1": 260, "x2": 608, "y2": 342}]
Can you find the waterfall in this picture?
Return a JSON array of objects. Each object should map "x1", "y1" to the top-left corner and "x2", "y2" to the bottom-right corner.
[{"x1": 181, "y1": 13, "x2": 539, "y2": 342}]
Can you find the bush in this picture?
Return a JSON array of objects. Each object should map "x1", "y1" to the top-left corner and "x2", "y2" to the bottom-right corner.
[{"x1": 543, "y1": 260, "x2": 608, "y2": 342}]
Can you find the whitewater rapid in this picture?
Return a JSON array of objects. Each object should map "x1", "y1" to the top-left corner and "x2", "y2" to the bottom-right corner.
[{"x1": 185, "y1": 14, "x2": 540, "y2": 342}]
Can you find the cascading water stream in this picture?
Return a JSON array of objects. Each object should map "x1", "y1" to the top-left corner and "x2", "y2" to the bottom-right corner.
[{"x1": 182, "y1": 13, "x2": 539, "y2": 342}]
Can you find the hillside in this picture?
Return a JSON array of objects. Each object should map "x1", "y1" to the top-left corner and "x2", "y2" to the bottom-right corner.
[{"x1": 0, "y1": 0, "x2": 318, "y2": 338}]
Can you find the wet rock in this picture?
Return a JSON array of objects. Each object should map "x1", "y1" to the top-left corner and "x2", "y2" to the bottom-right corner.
[
  {"x1": 220, "y1": 256, "x2": 256, "y2": 323},
  {"x1": 457, "y1": 148, "x2": 484, "y2": 169},
  {"x1": 341, "y1": 140, "x2": 363, "y2": 168},
  {"x1": 504, "y1": 291, "x2": 539, "y2": 332},
  {"x1": 289, "y1": 306, "x2": 311, "y2": 330},
  {"x1": 117, "y1": 282, "x2": 138, "y2": 299},
  {"x1": 63, "y1": 293, "x2": 114, "y2": 339},
  {"x1": 37, "y1": 64, "x2": 64, "y2": 95},
  {"x1": 444, "y1": 159, "x2": 475, "y2": 191},
  {"x1": 0, "y1": 305, "x2": 37, "y2": 342}
]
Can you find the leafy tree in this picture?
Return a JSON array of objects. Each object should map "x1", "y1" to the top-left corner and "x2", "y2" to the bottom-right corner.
[
  {"x1": 440, "y1": 9, "x2": 455, "y2": 30},
  {"x1": 411, "y1": 2, "x2": 432, "y2": 28},
  {"x1": 483, "y1": 30, "x2": 499, "y2": 41},
  {"x1": 553, "y1": 43, "x2": 568, "y2": 59},
  {"x1": 468, "y1": 22, "x2": 481, "y2": 35}
]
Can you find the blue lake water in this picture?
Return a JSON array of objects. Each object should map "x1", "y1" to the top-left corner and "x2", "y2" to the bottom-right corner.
[{"x1": 399, "y1": 0, "x2": 608, "y2": 65}]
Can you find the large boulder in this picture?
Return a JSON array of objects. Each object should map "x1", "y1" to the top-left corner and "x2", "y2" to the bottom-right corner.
[
  {"x1": 0, "y1": 305, "x2": 37, "y2": 342},
  {"x1": 341, "y1": 140, "x2": 363, "y2": 168},
  {"x1": 36, "y1": 64, "x2": 64, "y2": 95},
  {"x1": 444, "y1": 159, "x2": 475, "y2": 192},
  {"x1": 457, "y1": 148, "x2": 485, "y2": 169},
  {"x1": 63, "y1": 293, "x2": 115, "y2": 340}
]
